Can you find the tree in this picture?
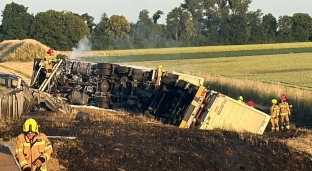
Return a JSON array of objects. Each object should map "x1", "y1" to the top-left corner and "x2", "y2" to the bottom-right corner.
[
  {"x1": 228, "y1": 15, "x2": 248, "y2": 44},
  {"x1": 0, "y1": 25, "x2": 4, "y2": 42},
  {"x1": 292, "y1": 13, "x2": 312, "y2": 42},
  {"x1": 81, "y1": 13, "x2": 96, "y2": 33},
  {"x1": 29, "y1": 10, "x2": 67, "y2": 50},
  {"x1": 246, "y1": 10, "x2": 267, "y2": 44},
  {"x1": 276, "y1": 15, "x2": 294, "y2": 42},
  {"x1": 132, "y1": 9, "x2": 157, "y2": 48},
  {"x1": 64, "y1": 12, "x2": 91, "y2": 47},
  {"x1": 91, "y1": 13, "x2": 110, "y2": 50},
  {"x1": 105, "y1": 15, "x2": 130, "y2": 41},
  {"x1": 1, "y1": 2, "x2": 33, "y2": 40},
  {"x1": 152, "y1": 10, "x2": 164, "y2": 23},
  {"x1": 30, "y1": 10, "x2": 90, "y2": 50},
  {"x1": 262, "y1": 13, "x2": 277, "y2": 42},
  {"x1": 166, "y1": 7, "x2": 195, "y2": 42},
  {"x1": 181, "y1": 0, "x2": 203, "y2": 20},
  {"x1": 228, "y1": 0, "x2": 252, "y2": 15}
]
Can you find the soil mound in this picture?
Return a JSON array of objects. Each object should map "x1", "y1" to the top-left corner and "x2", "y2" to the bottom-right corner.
[
  {"x1": 0, "y1": 39, "x2": 51, "y2": 62},
  {"x1": 1, "y1": 111, "x2": 312, "y2": 171}
]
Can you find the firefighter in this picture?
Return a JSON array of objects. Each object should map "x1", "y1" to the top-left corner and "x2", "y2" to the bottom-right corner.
[
  {"x1": 279, "y1": 96, "x2": 291, "y2": 130},
  {"x1": 270, "y1": 99, "x2": 280, "y2": 132},
  {"x1": 15, "y1": 118, "x2": 53, "y2": 171},
  {"x1": 42, "y1": 48, "x2": 56, "y2": 78},
  {"x1": 237, "y1": 96, "x2": 244, "y2": 103},
  {"x1": 247, "y1": 101, "x2": 255, "y2": 107},
  {"x1": 281, "y1": 94, "x2": 293, "y2": 112}
]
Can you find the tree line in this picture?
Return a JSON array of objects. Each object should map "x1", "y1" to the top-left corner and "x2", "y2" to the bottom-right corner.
[{"x1": 1, "y1": 0, "x2": 312, "y2": 51}]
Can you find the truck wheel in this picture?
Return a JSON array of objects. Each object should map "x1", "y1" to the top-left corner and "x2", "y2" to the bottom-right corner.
[
  {"x1": 161, "y1": 75, "x2": 175, "y2": 85},
  {"x1": 116, "y1": 66, "x2": 130, "y2": 74},
  {"x1": 167, "y1": 73, "x2": 179, "y2": 80},
  {"x1": 133, "y1": 74, "x2": 143, "y2": 81},
  {"x1": 176, "y1": 80, "x2": 187, "y2": 89},
  {"x1": 98, "y1": 102, "x2": 110, "y2": 109},
  {"x1": 75, "y1": 112, "x2": 90, "y2": 122},
  {"x1": 96, "y1": 69, "x2": 111, "y2": 76},
  {"x1": 133, "y1": 69, "x2": 143, "y2": 75},
  {"x1": 94, "y1": 96, "x2": 110, "y2": 102},
  {"x1": 97, "y1": 63, "x2": 112, "y2": 69}
]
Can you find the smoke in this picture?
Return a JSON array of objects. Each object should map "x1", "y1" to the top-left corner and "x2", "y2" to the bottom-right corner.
[{"x1": 69, "y1": 36, "x2": 93, "y2": 60}]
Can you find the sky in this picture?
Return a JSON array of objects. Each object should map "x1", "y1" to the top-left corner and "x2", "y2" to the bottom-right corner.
[{"x1": 0, "y1": 0, "x2": 312, "y2": 24}]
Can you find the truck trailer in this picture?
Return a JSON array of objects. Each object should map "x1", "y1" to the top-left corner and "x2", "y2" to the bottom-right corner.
[{"x1": 27, "y1": 58, "x2": 270, "y2": 134}]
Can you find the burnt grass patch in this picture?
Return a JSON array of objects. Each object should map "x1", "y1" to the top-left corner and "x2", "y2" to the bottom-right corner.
[{"x1": 1, "y1": 113, "x2": 312, "y2": 171}]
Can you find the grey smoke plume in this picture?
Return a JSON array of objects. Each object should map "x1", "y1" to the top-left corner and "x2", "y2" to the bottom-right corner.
[{"x1": 69, "y1": 36, "x2": 93, "y2": 60}]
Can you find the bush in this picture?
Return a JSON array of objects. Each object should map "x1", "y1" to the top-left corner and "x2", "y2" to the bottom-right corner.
[{"x1": 56, "y1": 54, "x2": 68, "y2": 60}]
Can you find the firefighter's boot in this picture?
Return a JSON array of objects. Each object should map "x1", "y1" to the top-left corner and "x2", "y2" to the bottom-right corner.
[
  {"x1": 271, "y1": 126, "x2": 275, "y2": 132},
  {"x1": 286, "y1": 121, "x2": 290, "y2": 130},
  {"x1": 275, "y1": 124, "x2": 279, "y2": 132}
]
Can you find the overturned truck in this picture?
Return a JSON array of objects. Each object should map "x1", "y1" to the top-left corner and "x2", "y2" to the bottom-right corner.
[{"x1": 29, "y1": 58, "x2": 271, "y2": 135}]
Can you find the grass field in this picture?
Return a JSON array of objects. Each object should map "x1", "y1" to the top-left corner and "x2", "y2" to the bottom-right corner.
[
  {"x1": 82, "y1": 47, "x2": 312, "y2": 63},
  {"x1": 92, "y1": 42, "x2": 312, "y2": 56}
]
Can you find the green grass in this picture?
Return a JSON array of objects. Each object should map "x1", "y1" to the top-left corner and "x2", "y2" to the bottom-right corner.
[
  {"x1": 82, "y1": 47, "x2": 312, "y2": 63},
  {"x1": 91, "y1": 42, "x2": 312, "y2": 56}
]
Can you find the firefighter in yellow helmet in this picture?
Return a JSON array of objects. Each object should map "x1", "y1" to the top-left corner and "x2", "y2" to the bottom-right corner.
[
  {"x1": 279, "y1": 96, "x2": 291, "y2": 130},
  {"x1": 15, "y1": 118, "x2": 53, "y2": 171},
  {"x1": 270, "y1": 99, "x2": 280, "y2": 132},
  {"x1": 42, "y1": 48, "x2": 56, "y2": 78},
  {"x1": 237, "y1": 96, "x2": 245, "y2": 104}
]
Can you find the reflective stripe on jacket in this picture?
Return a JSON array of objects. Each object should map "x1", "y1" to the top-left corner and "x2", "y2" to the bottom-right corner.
[
  {"x1": 44, "y1": 55, "x2": 56, "y2": 64},
  {"x1": 279, "y1": 102, "x2": 290, "y2": 115},
  {"x1": 15, "y1": 133, "x2": 53, "y2": 171},
  {"x1": 270, "y1": 104, "x2": 280, "y2": 117}
]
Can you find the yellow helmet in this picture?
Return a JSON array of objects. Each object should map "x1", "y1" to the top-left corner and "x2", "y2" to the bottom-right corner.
[
  {"x1": 23, "y1": 118, "x2": 39, "y2": 133},
  {"x1": 271, "y1": 99, "x2": 277, "y2": 104},
  {"x1": 238, "y1": 96, "x2": 243, "y2": 101}
]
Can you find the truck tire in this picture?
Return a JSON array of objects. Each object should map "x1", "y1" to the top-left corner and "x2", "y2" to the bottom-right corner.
[
  {"x1": 133, "y1": 69, "x2": 143, "y2": 75},
  {"x1": 97, "y1": 63, "x2": 112, "y2": 69},
  {"x1": 94, "y1": 96, "x2": 110, "y2": 102},
  {"x1": 116, "y1": 66, "x2": 130, "y2": 74},
  {"x1": 75, "y1": 112, "x2": 90, "y2": 122},
  {"x1": 96, "y1": 69, "x2": 111, "y2": 76},
  {"x1": 167, "y1": 73, "x2": 179, "y2": 80},
  {"x1": 161, "y1": 75, "x2": 175, "y2": 85},
  {"x1": 176, "y1": 80, "x2": 187, "y2": 89},
  {"x1": 98, "y1": 102, "x2": 110, "y2": 109}
]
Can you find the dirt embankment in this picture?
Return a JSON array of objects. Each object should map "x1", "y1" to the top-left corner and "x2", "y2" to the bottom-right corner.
[{"x1": 1, "y1": 110, "x2": 312, "y2": 171}]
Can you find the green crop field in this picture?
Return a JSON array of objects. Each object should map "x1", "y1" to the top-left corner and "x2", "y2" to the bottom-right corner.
[
  {"x1": 92, "y1": 42, "x2": 312, "y2": 56},
  {"x1": 83, "y1": 47, "x2": 312, "y2": 63},
  {"x1": 101, "y1": 53, "x2": 312, "y2": 89}
]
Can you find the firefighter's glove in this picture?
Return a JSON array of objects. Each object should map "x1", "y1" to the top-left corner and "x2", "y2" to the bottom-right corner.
[
  {"x1": 23, "y1": 166, "x2": 31, "y2": 171},
  {"x1": 33, "y1": 157, "x2": 46, "y2": 166}
]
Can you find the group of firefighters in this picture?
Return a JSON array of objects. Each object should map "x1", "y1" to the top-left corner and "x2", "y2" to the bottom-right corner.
[{"x1": 238, "y1": 94, "x2": 292, "y2": 132}]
